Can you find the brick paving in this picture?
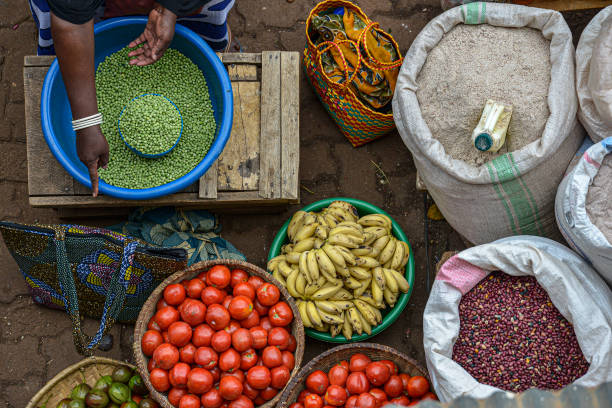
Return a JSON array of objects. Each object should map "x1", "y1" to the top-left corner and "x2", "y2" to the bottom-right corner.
[{"x1": 0, "y1": 0, "x2": 598, "y2": 406}]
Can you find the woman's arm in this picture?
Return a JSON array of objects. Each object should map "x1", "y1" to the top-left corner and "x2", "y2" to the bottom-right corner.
[{"x1": 51, "y1": 13, "x2": 109, "y2": 197}]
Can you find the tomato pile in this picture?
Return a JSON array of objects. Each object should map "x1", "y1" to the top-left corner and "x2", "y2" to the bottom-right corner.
[
  {"x1": 141, "y1": 265, "x2": 297, "y2": 408},
  {"x1": 290, "y1": 354, "x2": 436, "y2": 408}
]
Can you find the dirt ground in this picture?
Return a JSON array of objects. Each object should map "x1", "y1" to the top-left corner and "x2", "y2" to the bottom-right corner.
[{"x1": 0, "y1": 0, "x2": 601, "y2": 406}]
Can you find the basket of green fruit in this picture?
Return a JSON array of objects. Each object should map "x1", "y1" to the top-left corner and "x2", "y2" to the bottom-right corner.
[{"x1": 27, "y1": 357, "x2": 156, "y2": 408}]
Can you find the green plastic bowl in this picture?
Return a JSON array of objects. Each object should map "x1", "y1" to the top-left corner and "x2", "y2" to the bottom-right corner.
[{"x1": 267, "y1": 197, "x2": 415, "y2": 343}]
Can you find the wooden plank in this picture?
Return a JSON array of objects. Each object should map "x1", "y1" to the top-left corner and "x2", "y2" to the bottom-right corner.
[
  {"x1": 259, "y1": 51, "x2": 282, "y2": 199},
  {"x1": 280, "y1": 52, "x2": 300, "y2": 200},
  {"x1": 221, "y1": 53, "x2": 262, "y2": 64},
  {"x1": 24, "y1": 55, "x2": 54, "y2": 67},
  {"x1": 217, "y1": 81, "x2": 261, "y2": 191},
  {"x1": 227, "y1": 65, "x2": 258, "y2": 81},
  {"x1": 198, "y1": 160, "x2": 218, "y2": 199},
  {"x1": 529, "y1": 0, "x2": 611, "y2": 10},
  {"x1": 24, "y1": 66, "x2": 74, "y2": 196}
]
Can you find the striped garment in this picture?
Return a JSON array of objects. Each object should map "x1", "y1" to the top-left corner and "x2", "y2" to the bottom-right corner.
[{"x1": 28, "y1": 0, "x2": 234, "y2": 55}]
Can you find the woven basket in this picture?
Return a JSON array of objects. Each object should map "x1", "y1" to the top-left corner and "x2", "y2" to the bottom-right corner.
[
  {"x1": 26, "y1": 357, "x2": 136, "y2": 408},
  {"x1": 133, "y1": 259, "x2": 305, "y2": 408},
  {"x1": 278, "y1": 343, "x2": 430, "y2": 407}
]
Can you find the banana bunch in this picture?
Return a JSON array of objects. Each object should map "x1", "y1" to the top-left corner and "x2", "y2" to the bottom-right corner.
[{"x1": 267, "y1": 201, "x2": 411, "y2": 339}]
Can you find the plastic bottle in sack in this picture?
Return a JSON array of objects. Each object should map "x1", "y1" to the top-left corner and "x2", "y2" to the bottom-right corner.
[{"x1": 471, "y1": 99, "x2": 513, "y2": 153}]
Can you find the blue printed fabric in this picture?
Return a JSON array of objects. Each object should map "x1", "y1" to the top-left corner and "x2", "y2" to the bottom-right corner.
[
  {"x1": 28, "y1": 0, "x2": 234, "y2": 54},
  {"x1": 109, "y1": 207, "x2": 245, "y2": 266}
]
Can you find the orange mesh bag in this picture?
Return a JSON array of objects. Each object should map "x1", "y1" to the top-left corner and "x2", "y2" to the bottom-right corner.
[{"x1": 304, "y1": 0, "x2": 403, "y2": 147}]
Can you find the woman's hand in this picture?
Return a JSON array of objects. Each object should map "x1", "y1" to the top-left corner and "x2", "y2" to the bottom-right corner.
[
  {"x1": 76, "y1": 125, "x2": 109, "y2": 197},
  {"x1": 128, "y1": 3, "x2": 177, "y2": 66}
]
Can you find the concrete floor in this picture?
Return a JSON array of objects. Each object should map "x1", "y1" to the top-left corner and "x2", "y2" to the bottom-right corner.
[{"x1": 0, "y1": 0, "x2": 600, "y2": 406}]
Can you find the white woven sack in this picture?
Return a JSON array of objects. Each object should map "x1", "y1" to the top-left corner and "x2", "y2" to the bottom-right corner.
[
  {"x1": 392, "y1": 2, "x2": 583, "y2": 245},
  {"x1": 423, "y1": 236, "x2": 612, "y2": 402},
  {"x1": 555, "y1": 137, "x2": 612, "y2": 286},
  {"x1": 576, "y1": 6, "x2": 612, "y2": 142}
]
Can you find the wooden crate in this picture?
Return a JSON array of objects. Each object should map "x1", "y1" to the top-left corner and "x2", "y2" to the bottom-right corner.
[{"x1": 24, "y1": 52, "x2": 300, "y2": 213}]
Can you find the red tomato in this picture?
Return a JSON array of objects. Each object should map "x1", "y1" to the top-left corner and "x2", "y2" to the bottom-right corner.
[
  {"x1": 406, "y1": 376, "x2": 429, "y2": 399},
  {"x1": 201, "y1": 287, "x2": 225, "y2": 306},
  {"x1": 150, "y1": 368, "x2": 170, "y2": 392},
  {"x1": 157, "y1": 298, "x2": 169, "y2": 311},
  {"x1": 253, "y1": 298, "x2": 270, "y2": 316},
  {"x1": 369, "y1": 388, "x2": 388, "y2": 406},
  {"x1": 379, "y1": 360, "x2": 398, "y2": 376},
  {"x1": 256, "y1": 283, "x2": 280, "y2": 306},
  {"x1": 141, "y1": 330, "x2": 163, "y2": 356},
  {"x1": 345, "y1": 395, "x2": 358, "y2": 408},
  {"x1": 260, "y1": 317, "x2": 273, "y2": 332},
  {"x1": 281, "y1": 351, "x2": 295, "y2": 371},
  {"x1": 179, "y1": 343, "x2": 196, "y2": 364},
  {"x1": 254, "y1": 396, "x2": 266, "y2": 406},
  {"x1": 338, "y1": 361, "x2": 349, "y2": 370},
  {"x1": 306, "y1": 370, "x2": 329, "y2": 395},
  {"x1": 399, "y1": 373, "x2": 411, "y2": 395},
  {"x1": 243, "y1": 381, "x2": 260, "y2": 400},
  {"x1": 389, "y1": 396, "x2": 411, "y2": 407},
  {"x1": 346, "y1": 372, "x2": 369, "y2": 395},
  {"x1": 356, "y1": 392, "x2": 377, "y2": 408},
  {"x1": 324, "y1": 385, "x2": 347, "y2": 407},
  {"x1": 384, "y1": 375, "x2": 404, "y2": 398},
  {"x1": 178, "y1": 394, "x2": 200, "y2": 408},
  {"x1": 228, "y1": 395, "x2": 254, "y2": 408},
  {"x1": 262, "y1": 346, "x2": 283, "y2": 368},
  {"x1": 153, "y1": 343, "x2": 179, "y2": 370},
  {"x1": 298, "y1": 390, "x2": 313, "y2": 403},
  {"x1": 201, "y1": 389, "x2": 223, "y2": 408},
  {"x1": 247, "y1": 365, "x2": 271, "y2": 390},
  {"x1": 209, "y1": 366, "x2": 221, "y2": 383},
  {"x1": 179, "y1": 299, "x2": 206, "y2": 327},
  {"x1": 206, "y1": 304, "x2": 231, "y2": 330},
  {"x1": 186, "y1": 367, "x2": 213, "y2": 394},
  {"x1": 260, "y1": 386, "x2": 278, "y2": 401},
  {"x1": 268, "y1": 327, "x2": 290, "y2": 350},
  {"x1": 186, "y1": 278, "x2": 205, "y2": 299},
  {"x1": 168, "y1": 321, "x2": 193, "y2": 348},
  {"x1": 192, "y1": 324, "x2": 214, "y2": 347},
  {"x1": 229, "y1": 295, "x2": 254, "y2": 320},
  {"x1": 168, "y1": 387, "x2": 188, "y2": 407},
  {"x1": 147, "y1": 357, "x2": 157, "y2": 373},
  {"x1": 231, "y1": 328, "x2": 253, "y2": 352},
  {"x1": 222, "y1": 295, "x2": 233, "y2": 310},
  {"x1": 164, "y1": 284, "x2": 186, "y2": 306},
  {"x1": 268, "y1": 302, "x2": 293, "y2": 327},
  {"x1": 224, "y1": 320, "x2": 241, "y2": 335},
  {"x1": 230, "y1": 269, "x2": 249, "y2": 288},
  {"x1": 241, "y1": 348, "x2": 258, "y2": 371},
  {"x1": 221, "y1": 369, "x2": 245, "y2": 383},
  {"x1": 169, "y1": 362, "x2": 191, "y2": 388},
  {"x1": 219, "y1": 376, "x2": 243, "y2": 401},
  {"x1": 211, "y1": 330, "x2": 232, "y2": 352},
  {"x1": 289, "y1": 403, "x2": 304, "y2": 408},
  {"x1": 154, "y1": 306, "x2": 180, "y2": 330},
  {"x1": 270, "y1": 365, "x2": 291, "y2": 389},
  {"x1": 233, "y1": 282, "x2": 256, "y2": 300},
  {"x1": 219, "y1": 348, "x2": 241, "y2": 372},
  {"x1": 147, "y1": 318, "x2": 161, "y2": 332},
  {"x1": 304, "y1": 393, "x2": 324, "y2": 408},
  {"x1": 240, "y1": 310, "x2": 260, "y2": 329},
  {"x1": 247, "y1": 276, "x2": 264, "y2": 290},
  {"x1": 207, "y1": 265, "x2": 231, "y2": 288},
  {"x1": 366, "y1": 362, "x2": 390, "y2": 386},
  {"x1": 162, "y1": 331, "x2": 171, "y2": 343},
  {"x1": 421, "y1": 392, "x2": 437, "y2": 400},
  {"x1": 349, "y1": 354, "x2": 371, "y2": 372},
  {"x1": 287, "y1": 334, "x2": 297, "y2": 352},
  {"x1": 328, "y1": 364, "x2": 349, "y2": 387},
  {"x1": 249, "y1": 326, "x2": 268, "y2": 349},
  {"x1": 194, "y1": 346, "x2": 218, "y2": 369}
]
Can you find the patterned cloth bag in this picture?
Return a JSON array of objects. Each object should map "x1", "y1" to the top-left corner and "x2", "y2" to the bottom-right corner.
[
  {"x1": 304, "y1": 0, "x2": 403, "y2": 146},
  {"x1": 0, "y1": 222, "x2": 187, "y2": 354}
]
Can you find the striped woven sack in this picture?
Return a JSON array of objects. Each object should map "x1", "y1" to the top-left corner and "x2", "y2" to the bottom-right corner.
[
  {"x1": 304, "y1": 0, "x2": 403, "y2": 147},
  {"x1": 0, "y1": 222, "x2": 187, "y2": 355}
]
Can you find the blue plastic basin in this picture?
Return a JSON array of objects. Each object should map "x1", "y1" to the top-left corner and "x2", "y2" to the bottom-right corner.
[{"x1": 41, "y1": 17, "x2": 233, "y2": 200}]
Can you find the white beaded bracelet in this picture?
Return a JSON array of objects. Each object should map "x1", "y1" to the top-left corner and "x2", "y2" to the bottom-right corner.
[{"x1": 72, "y1": 112, "x2": 103, "y2": 131}]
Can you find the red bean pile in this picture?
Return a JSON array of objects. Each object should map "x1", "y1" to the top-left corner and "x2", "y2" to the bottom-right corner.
[{"x1": 452, "y1": 271, "x2": 589, "y2": 393}]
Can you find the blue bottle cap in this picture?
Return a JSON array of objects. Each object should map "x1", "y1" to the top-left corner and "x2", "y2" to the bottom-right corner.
[{"x1": 475, "y1": 133, "x2": 493, "y2": 152}]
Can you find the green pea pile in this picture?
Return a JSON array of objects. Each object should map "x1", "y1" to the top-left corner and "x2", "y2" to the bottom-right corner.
[
  {"x1": 119, "y1": 94, "x2": 182, "y2": 156},
  {"x1": 96, "y1": 47, "x2": 216, "y2": 189}
]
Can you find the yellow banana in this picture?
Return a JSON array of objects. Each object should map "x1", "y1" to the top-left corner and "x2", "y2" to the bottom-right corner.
[
  {"x1": 297, "y1": 301, "x2": 313, "y2": 328},
  {"x1": 315, "y1": 300, "x2": 342, "y2": 314},
  {"x1": 349, "y1": 266, "x2": 371, "y2": 280},
  {"x1": 334, "y1": 263, "x2": 351, "y2": 278},
  {"x1": 267, "y1": 255, "x2": 286, "y2": 272},
  {"x1": 323, "y1": 244, "x2": 345, "y2": 267},
  {"x1": 294, "y1": 237, "x2": 316, "y2": 253},
  {"x1": 372, "y1": 278, "x2": 384, "y2": 307},
  {"x1": 281, "y1": 243, "x2": 294, "y2": 254},
  {"x1": 299, "y1": 251, "x2": 312, "y2": 284},
  {"x1": 359, "y1": 295, "x2": 377, "y2": 307},
  {"x1": 324, "y1": 213, "x2": 339, "y2": 229},
  {"x1": 353, "y1": 278, "x2": 371, "y2": 297},
  {"x1": 318, "y1": 308, "x2": 344, "y2": 325},
  {"x1": 365, "y1": 227, "x2": 389, "y2": 241},
  {"x1": 379, "y1": 237, "x2": 397, "y2": 264},
  {"x1": 328, "y1": 201, "x2": 359, "y2": 219},
  {"x1": 286, "y1": 269, "x2": 300, "y2": 298},
  {"x1": 286, "y1": 251, "x2": 301, "y2": 264},
  {"x1": 320, "y1": 268, "x2": 339, "y2": 284},
  {"x1": 306, "y1": 301, "x2": 323, "y2": 327},
  {"x1": 388, "y1": 268, "x2": 410, "y2": 293},
  {"x1": 288, "y1": 211, "x2": 307, "y2": 241},
  {"x1": 372, "y1": 267, "x2": 386, "y2": 291},
  {"x1": 382, "y1": 268, "x2": 398, "y2": 293},
  {"x1": 384, "y1": 287, "x2": 397, "y2": 307},
  {"x1": 363, "y1": 232, "x2": 378, "y2": 246},
  {"x1": 356, "y1": 308, "x2": 372, "y2": 335},
  {"x1": 312, "y1": 283, "x2": 343, "y2": 300},
  {"x1": 335, "y1": 245, "x2": 357, "y2": 265},
  {"x1": 273, "y1": 269, "x2": 286, "y2": 287},
  {"x1": 390, "y1": 240, "x2": 405, "y2": 271},
  {"x1": 304, "y1": 278, "x2": 325, "y2": 297},
  {"x1": 294, "y1": 222, "x2": 317, "y2": 242},
  {"x1": 355, "y1": 256, "x2": 380, "y2": 269},
  {"x1": 326, "y1": 207, "x2": 356, "y2": 223},
  {"x1": 353, "y1": 299, "x2": 378, "y2": 326},
  {"x1": 330, "y1": 324, "x2": 342, "y2": 338},
  {"x1": 342, "y1": 314, "x2": 353, "y2": 340},
  {"x1": 344, "y1": 277, "x2": 362, "y2": 290},
  {"x1": 359, "y1": 214, "x2": 391, "y2": 230},
  {"x1": 316, "y1": 213, "x2": 330, "y2": 229},
  {"x1": 336, "y1": 221, "x2": 364, "y2": 232},
  {"x1": 357, "y1": 297, "x2": 382, "y2": 323},
  {"x1": 352, "y1": 245, "x2": 374, "y2": 257},
  {"x1": 296, "y1": 271, "x2": 307, "y2": 296},
  {"x1": 316, "y1": 249, "x2": 337, "y2": 277},
  {"x1": 331, "y1": 300, "x2": 354, "y2": 310},
  {"x1": 315, "y1": 225, "x2": 328, "y2": 240},
  {"x1": 328, "y1": 234, "x2": 360, "y2": 248},
  {"x1": 307, "y1": 251, "x2": 320, "y2": 281},
  {"x1": 278, "y1": 261, "x2": 293, "y2": 278},
  {"x1": 347, "y1": 307, "x2": 363, "y2": 335},
  {"x1": 372, "y1": 235, "x2": 391, "y2": 253},
  {"x1": 330, "y1": 288, "x2": 353, "y2": 301},
  {"x1": 314, "y1": 238, "x2": 325, "y2": 249},
  {"x1": 330, "y1": 226, "x2": 364, "y2": 239},
  {"x1": 400, "y1": 241, "x2": 410, "y2": 269}
]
